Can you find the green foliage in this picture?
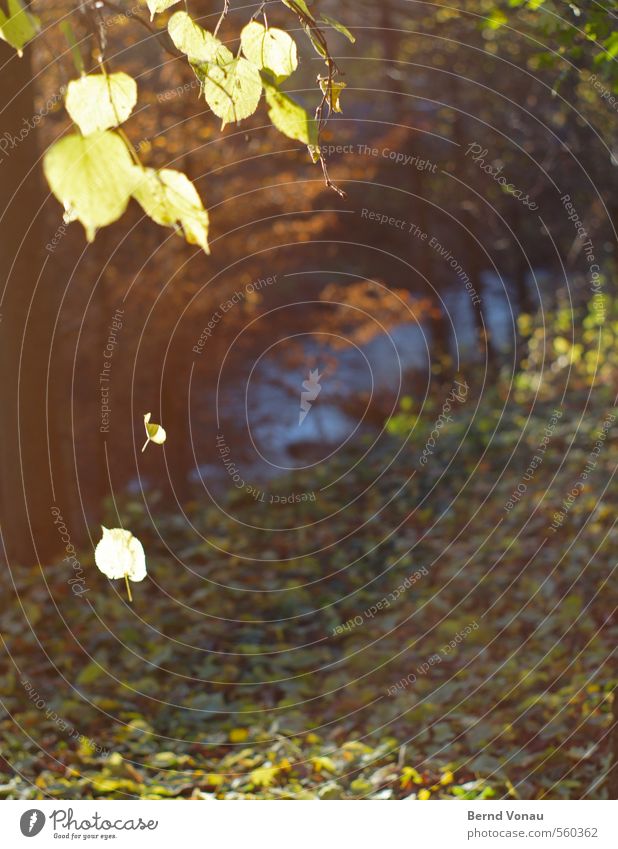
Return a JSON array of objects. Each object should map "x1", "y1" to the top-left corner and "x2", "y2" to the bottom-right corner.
[
  {"x1": 65, "y1": 73, "x2": 137, "y2": 136},
  {"x1": 488, "y1": 0, "x2": 618, "y2": 86},
  {"x1": 20, "y1": 3, "x2": 350, "y2": 248},
  {"x1": 514, "y1": 294, "x2": 618, "y2": 396},
  {"x1": 319, "y1": 77, "x2": 347, "y2": 113},
  {"x1": 0, "y1": 0, "x2": 38, "y2": 56}
]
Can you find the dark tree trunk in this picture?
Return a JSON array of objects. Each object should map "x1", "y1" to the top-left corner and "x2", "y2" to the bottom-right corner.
[
  {"x1": 0, "y1": 43, "x2": 68, "y2": 565},
  {"x1": 450, "y1": 81, "x2": 499, "y2": 371},
  {"x1": 608, "y1": 687, "x2": 618, "y2": 799}
]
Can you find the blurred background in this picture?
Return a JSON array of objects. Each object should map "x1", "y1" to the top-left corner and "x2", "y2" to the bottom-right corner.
[{"x1": 4, "y1": 0, "x2": 617, "y2": 536}]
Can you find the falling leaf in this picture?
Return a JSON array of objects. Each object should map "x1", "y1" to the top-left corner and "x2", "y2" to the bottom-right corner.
[
  {"x1": 229, "y1": 728, "x2": 249, "y2": 743},
  {"x1": 142, "y1": 412, "x2": 167, "y2": 452},
  {"x1": 94, "y1": 527, "x2": 147, "y2": 602}
]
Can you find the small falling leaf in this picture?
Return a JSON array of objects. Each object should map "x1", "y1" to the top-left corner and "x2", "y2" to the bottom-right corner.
[
  {"x1": 142, "y1": 412, "x2": 167, "y2": 452},
  {"x1": 94, "y1": 527, "x2": 147, "y2": 602}
]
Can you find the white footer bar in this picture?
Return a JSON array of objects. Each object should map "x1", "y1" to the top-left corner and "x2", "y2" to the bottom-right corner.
[{"x1": 0, "y1": 799, "x2": 615, "y2": 848}]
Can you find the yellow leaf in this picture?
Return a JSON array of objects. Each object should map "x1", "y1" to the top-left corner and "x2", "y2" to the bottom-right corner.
[{"x1": 132, "y1": 168, "x2": 209, "y2": 253}]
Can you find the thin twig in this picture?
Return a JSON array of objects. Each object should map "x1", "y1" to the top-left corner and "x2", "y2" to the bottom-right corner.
[
  {"x1": 281, "y1": 0, "x2": 345, "y2": 196},
  {"x1": 213, "y1": 0, "x2": 230, "y2": 38}
]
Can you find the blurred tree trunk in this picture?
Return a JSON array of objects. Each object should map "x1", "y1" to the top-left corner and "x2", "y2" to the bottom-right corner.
[
  {"x1": 609, "y1": 687, "x2": 618, "y2": 799},
  {"x1": 450, "y1": 81, "x2": 499, "y2": 370},
  {"x1": 0, "y1": 44, "x2": 67, "y2": 565},
  {"x1": 379, "y1": 0, "x2": 402, "y2": 108}
]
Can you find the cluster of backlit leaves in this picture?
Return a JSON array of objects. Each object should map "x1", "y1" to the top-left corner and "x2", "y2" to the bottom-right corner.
[
  {"x1": 42, "y1": 70, "x2": 210, "y2": 252},
  {"x1": 166, "y1": 7, "x2": 352, "y2": 155},
  {"x1": 3, "y1": 1, "x2": 354, "y2": 249}
]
